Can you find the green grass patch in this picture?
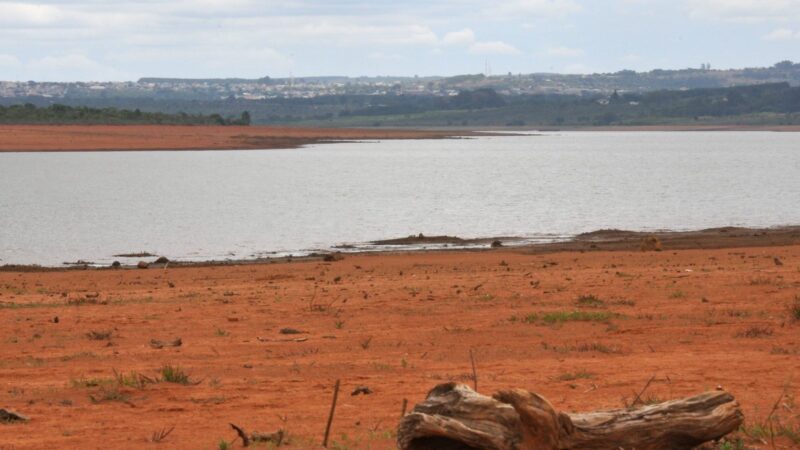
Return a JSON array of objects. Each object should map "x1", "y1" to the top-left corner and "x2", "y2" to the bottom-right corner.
[
  {"x1": 542, "y1": 311, "x2": 616, "y2": 324},
  {"x1": 160, "y1": 365, "x2": 194, "y2": 385}
]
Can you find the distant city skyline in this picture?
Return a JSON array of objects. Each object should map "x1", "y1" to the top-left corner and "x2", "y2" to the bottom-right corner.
[{"x1": 1, "y1": 0, "x2": 799, "y2": 81}]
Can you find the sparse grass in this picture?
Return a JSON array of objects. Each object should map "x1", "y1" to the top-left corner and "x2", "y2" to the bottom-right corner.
[
  {"x1": 160, "y1": 365, "x2": 193, "y2": 385},
  {"x1": 114, "y1": 369, "x2": 155, "y2": 390},
  {"x1": 541, "y1": 341, "x2": 621, "y2": 354},
  {"x1": 669, "y1": 290, "x2": 687, "y2": 299},
  {"x1": 334, "y1": 320, "x2": 345, "y2": 329},
  {"x1": 89, "y1": 386, "x2": 129, "y2": 403},
  {"x1": 541, "y1": 311, "x2": 616, "y2": 324},
  {"x1": 0, "y1": 301, "x2": 63, "y2": 309},
  {"x1": 749, "y1": 276, "x2": 774, "y2": 286},
  {"x1": 71, "y1": 376, "x2": 113, "y2": 388},
  {"x1": 735, "y1": 326, "x2": 774, "y2": 338},
  {"x1": 789, "y1": 295, "x2": 800, "y2": 322},
  {"x1": 214, "y1": 328, "x2": 229, "y2": 337},
  {"x1": 575, "y1": 294, "x2": 604, "y2": 308},
  {"x1": 556, "y1": 370, "x2": 595, "y2": 381},
  {"x1": 218, "y1": 439, "x2": 230, "y2": 450}
]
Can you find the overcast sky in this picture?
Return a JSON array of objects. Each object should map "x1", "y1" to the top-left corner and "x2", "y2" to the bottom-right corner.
[{"x1": 1, "y1": 0, "x2": 799, "y2": 81}]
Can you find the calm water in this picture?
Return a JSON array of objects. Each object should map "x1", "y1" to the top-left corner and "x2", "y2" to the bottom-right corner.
[{"x1": 2, "y1": 131, "x2": 799, "y2": 266}]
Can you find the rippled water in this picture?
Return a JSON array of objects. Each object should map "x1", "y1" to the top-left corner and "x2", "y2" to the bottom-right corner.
[{"x1": 2, "y1": 131, "x2": 799, "y2": 266}]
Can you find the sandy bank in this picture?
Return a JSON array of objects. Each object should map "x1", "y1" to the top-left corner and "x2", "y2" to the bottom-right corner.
[{"x1": 0, "y1": 124, "x2": 473, "y2": 152}]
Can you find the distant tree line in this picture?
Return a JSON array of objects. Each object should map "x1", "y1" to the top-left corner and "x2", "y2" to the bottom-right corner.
[
  {"x1": 3, "y1": 82, "x2": 799, "y2": 127},
  {"x1": 0, "y1": 103, "x2": 251, "y2": 126}
]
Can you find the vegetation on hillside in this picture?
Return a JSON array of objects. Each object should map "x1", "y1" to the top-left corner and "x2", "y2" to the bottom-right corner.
[{"x1": 0, "y1": 103, "x2": 251, "y2": 125}]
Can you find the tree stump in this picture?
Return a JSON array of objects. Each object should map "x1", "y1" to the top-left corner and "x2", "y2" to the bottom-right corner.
[{"x1": 397, "y1": 383, "x2": 743, "y2": 450}]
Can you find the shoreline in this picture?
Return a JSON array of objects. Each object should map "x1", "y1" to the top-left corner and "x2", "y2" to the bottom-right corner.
[
  {"x1": 0, "y1": 124, "x2": 476, "y2": 152},
  {"x1": 4, "y1": 225, "x2": 799, "y2": 271},
  {"x1": 2, "y1": 123, "x2": 800, "y2": 153}
]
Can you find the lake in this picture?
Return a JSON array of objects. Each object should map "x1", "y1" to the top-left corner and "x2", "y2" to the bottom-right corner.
[{"x1": 1, "y1": 131, "x2": 799, "y2": 266}]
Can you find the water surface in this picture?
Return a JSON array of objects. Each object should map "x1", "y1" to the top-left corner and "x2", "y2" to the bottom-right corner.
[{"x1": 1, "y1": 131, "x2": 799, "y2": 266}]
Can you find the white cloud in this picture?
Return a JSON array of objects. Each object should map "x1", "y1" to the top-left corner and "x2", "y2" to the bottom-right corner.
[
  {"x1": 469, "y1": 41, "x2": 522, "y2": 55},
  {"x1": 547, "y1": 45, "x2": 584, "y2": 57},
  {"x1": 0, "y1": 54, "x2": 22, "y2": 67},
  {"x1": 0, "y1": 2, "x2": 61, "y2": 27},
  {"x1": 494, "y1": 0, "x2": 583, "y2": 17},
  {"x1": 763, "y1": 28, "x2": 800, "y2": 40},
  {"x1": 442, "y1": 28, "x2": 476, "y2": 45},
  {"x1": 686, "y1": 0, "x2": 800, "y2": 22}
]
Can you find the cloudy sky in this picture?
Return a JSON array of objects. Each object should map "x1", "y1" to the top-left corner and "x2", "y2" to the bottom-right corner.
[{"x1": 1, "y1": 0, "x2": 799, "y2": 81}]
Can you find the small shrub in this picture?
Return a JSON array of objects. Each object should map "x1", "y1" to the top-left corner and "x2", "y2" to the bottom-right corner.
[
  {"x1": 575, "y1": 294, "x2": 604, "y2": 308},
  {"x1": 735, "y1": 326, "x2": 773, "y2": 338},
  {"x1": 160, "y1": 365, "x2": 193, "y2": 385}
]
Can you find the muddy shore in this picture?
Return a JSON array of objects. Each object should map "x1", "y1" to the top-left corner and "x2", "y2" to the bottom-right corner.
[
  {"x1": 1, "y1": 227, "x2": 799, "y2": 448},
  {"x1": 0, "y1": 125, "x2": 474, "y2": 152}
]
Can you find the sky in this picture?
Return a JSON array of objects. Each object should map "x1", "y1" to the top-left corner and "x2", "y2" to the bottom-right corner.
[{"x1": 1, "y1": 0, "x2": 800, "y2": 81}]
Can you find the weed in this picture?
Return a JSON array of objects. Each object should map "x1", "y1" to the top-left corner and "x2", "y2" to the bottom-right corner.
[
  {"x1": 749, "y1": 276, "x2": 774, "y2": 286},
  {"x1": 218, "y1": 439, "x2": 230, "y2": 450},
  {"x1": 735, "y1": 326, "x2": 774, "y2": 338},
  {"x1": 214, "y1": 328, "x2": 229, "y2": 337},
  {"x1": 575, "y1": 294, "x2": 604, "y2": 308},
  {"x1": 334, "y1": 320, "x2": 345, "y2": 329},
  {"x1": 71, "y1": 376, "x2": 112, "y2": 388},
  {"x1": 113, "y1": 369, "x2": 155, "y2": 390},
  {"x1": 523, "y1": 313, "x2": 538, "y2": 324},
  {"x1": 541, "y1": 311, "x2": 616, "y2": 324},
  {"x1": 160, "y1": 365, "x2": 193, "y2": 385},
  {"x1": 669, "y1": 290, "x2": 687, "y2": 299},
  {"x1": 789, "y1": 296, "x2": 800, "y2": 322},
  {"x1": 556, "y1": 370, "x2": 594, "y2": 381},
  {"x1": 151, "y1": 426, "x2": 175, "y2": 443},
  {"x1": 89, "y1": 386, "x2": 129, "y2": 403}
]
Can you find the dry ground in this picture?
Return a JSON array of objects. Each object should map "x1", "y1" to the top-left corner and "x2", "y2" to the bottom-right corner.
[
  {"x1": 0, "y1": 125, "x2": 468, "y2": 152},
  {"x1": 1, "y1": 245, "x2": 799, "y2": 449}
]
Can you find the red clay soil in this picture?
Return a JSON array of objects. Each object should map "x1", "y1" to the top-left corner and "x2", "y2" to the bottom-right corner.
[
  {"x1": 1, "y1": 243, "x2": 799, "y2": 449},
  {"x1": 0, "y1": 125, "x2": 469, "y2": 152}
]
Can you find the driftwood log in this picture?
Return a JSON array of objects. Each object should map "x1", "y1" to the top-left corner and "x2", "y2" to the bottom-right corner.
[{"x1": 397, "y1": 383, "x2": 743, "y2": 450}]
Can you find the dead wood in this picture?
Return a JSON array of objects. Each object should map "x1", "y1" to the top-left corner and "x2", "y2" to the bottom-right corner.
[
  {"x1": 230, "y1": 423, "x2": 285, "y2": 447},
  {"x1": 397, "y1": 383, "x2": 743, "y2": 450}
]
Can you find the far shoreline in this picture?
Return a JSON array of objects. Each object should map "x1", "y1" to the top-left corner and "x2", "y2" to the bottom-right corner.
[{"x1": 2, "y1": 123, "x2": 800, "y2": 153}]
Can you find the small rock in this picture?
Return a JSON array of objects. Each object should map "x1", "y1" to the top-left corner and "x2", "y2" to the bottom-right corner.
[
  {"x1": 491, "y1": 240, "x2": 503, "y2": 248},
  {"x1": 323, "y1": 253, "x2": 344, "y2": 262},
  {"x1": 52, "y1": 316, "x2": 59, "y2": 324},
  {"x1": 279, "y1": 328, "x2": 305, "y2": 335},
  {"x1": 351, "y1": 385, "x2": 373, "y2": 396},
  {"x1": 774, "y1": 257, "x2": 783, "y2": 266},
  {"x1": 137, "y1": 261, "x2": 149, "y2": 269},
  {"x1": 0, "y1": 408, "x2": 28, "y2": 423}
]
